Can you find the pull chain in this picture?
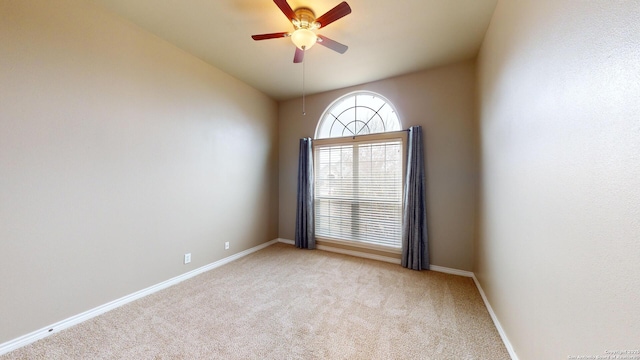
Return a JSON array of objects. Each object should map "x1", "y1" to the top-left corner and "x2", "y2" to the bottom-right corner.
[{"x1": 302, "y1": 46, "x2": 306, "y2": 116}]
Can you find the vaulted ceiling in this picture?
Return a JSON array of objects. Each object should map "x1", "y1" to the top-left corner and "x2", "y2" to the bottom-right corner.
[{"x1": 90, "y1": 0, "x2": 497, "y2": 100}]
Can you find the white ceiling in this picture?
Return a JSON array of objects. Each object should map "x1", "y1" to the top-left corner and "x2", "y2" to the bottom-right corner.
[{"x1": 90, "y1": 0, "x2": 497, "y2": 101}]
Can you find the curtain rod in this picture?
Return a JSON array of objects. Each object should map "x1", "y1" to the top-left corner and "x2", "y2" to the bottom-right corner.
[
  {"x1": 346, "y1": 128, "x2": 411, "y2": 140},
  {"x1": 310, "y1": 127, "x2": 416, "y2": 142}
]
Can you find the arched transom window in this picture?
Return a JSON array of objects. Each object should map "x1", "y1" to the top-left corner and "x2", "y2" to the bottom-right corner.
[{"x1": 315, "y1": 91, "x2": 402, "y2": 139}]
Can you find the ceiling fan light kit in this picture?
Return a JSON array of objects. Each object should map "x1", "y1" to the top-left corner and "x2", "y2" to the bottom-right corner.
[
  {"x1": 291, "y1": 29, "x2": 317, "y2": 50},
  {"x1": 251, "y1": 0, "x2": 351, "y2": 63}
]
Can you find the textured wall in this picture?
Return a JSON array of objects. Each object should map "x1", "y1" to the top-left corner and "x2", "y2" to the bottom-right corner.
[
  {"x1": 279, "y1": 61, "x2": 478, "y2": 271},
  {"x1": 476, "y1": 1, "x2": 640, "y2": 358},
  {"x1": 0, "y1": 0, "x2": 278, "y2": 343}
]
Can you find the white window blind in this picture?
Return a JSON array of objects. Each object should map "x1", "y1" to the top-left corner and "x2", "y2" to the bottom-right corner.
[{"x1": 314, "y1": 138, "x2": 403, "y2": 248}]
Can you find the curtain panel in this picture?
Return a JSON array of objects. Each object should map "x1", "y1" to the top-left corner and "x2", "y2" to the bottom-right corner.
[
  {"x1": 402, "y1": 126, "x2": 429, "y2": 270},
  {"x1": 295, "y1": 138, "x2": 315, "y2": 249}
]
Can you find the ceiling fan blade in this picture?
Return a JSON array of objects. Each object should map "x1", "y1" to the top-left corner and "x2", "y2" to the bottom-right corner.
[
  {"x1": 315, "y1": 2, "x2": 352, "y2": 28},
  {"x1": 251, "y1": 32, "x2": 289, "y2": 41},
  {"x1": 274, "y1": 0, "x2": 297, "y2": 22},
  {"x1": 317, "y1": 35, "x2": 348, "y2": 54},
  {"x1": 293, "y1": 47, "x2": 304, "y2": 63}
]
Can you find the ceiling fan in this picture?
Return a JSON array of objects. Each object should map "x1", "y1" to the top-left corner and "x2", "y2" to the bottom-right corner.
[{"x1": 251, "y1": 0, "x2": 352, "y2": 63}]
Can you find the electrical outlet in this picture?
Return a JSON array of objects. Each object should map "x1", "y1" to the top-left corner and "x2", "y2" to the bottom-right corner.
[
  {"x1": 184, "y1": 253, "x2": 191, "y2": 264},
  {"x1": 224, "y1": 242, "x2": 229, "y2": 250}
]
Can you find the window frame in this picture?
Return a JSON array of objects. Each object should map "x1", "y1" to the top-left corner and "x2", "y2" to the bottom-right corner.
[
  {"x1": 313, "y1": 130, "x2": 407, "y2": 253},
  {"x1": 314, "y1": 91, "x2": 402, "y2": 140}
]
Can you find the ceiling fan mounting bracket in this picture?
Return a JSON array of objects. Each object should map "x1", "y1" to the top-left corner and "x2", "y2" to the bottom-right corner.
[{"x1": 292, "y1": 8, "x2": 319, "y2": 30}]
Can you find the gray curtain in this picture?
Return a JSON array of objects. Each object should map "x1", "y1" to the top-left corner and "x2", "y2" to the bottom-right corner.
[
  {"x1": 402, "y1": 126, "x2": 429, "y2": 270},
  {"x1": 295, "y1": 138, "x2": 315, "y2": 249}
]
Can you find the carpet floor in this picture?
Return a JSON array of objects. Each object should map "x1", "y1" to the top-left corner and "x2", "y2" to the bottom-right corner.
[{"x1": 2, "y1": 243, "x2": 510, "y2": 359}]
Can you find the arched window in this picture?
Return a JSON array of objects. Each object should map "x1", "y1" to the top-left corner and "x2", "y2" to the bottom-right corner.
[
  {"x1": 313, "y1": 92, "x2": 405, "y2": 250},
  {"x1": 315, "y1": 91, "x2": 402, "y2": 139}
]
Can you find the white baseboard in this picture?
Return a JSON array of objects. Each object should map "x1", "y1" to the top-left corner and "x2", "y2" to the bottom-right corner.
[
  {"x1": 472, "y1": 274, "x2": 519, "y2": 360},
  {"x1": 0, "y1": 238, "x2": 280, "y2": 356},
  {"x1": 277, "y1": 238, "x2": 294, "y2": 245},
  {"x1": 429, "y1": 264, "x2": 474, "y2": 277}
]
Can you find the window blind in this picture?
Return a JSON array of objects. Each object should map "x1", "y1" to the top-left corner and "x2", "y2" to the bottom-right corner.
[{"x1": 314, "y1": 138, "x2": 403, "y2": 248}]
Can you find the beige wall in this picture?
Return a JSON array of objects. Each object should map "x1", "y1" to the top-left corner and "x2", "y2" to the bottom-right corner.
[
  {"x1": 279, "y1": 61, "x2": 478, "y2": 271},
  {"x1": 0, "y1": 0, "x2": 278, "y2": 343},
  {"x1": 476, "y1": 1, "x2": 640, "y2": 358}
]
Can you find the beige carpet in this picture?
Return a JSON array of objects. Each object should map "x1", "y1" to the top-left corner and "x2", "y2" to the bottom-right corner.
[{"x1": 2, "y1": 243, "x2": 510, "y2": 359}]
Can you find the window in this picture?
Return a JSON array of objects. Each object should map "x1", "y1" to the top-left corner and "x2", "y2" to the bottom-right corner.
[
  {"x1": 315, "y1": 92, "x2": 401, "y2": 138},
  {"x1": 314, "y1": 92, "x2": 404, "y2": 250}
]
